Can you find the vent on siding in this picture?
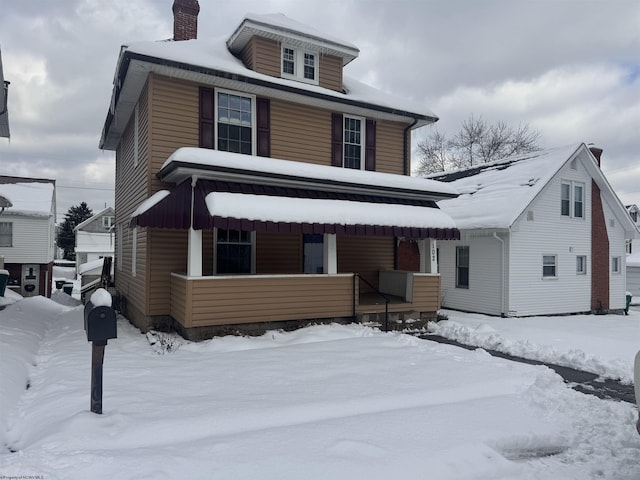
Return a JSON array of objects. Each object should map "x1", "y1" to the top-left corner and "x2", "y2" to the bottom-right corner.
[
  {"x1": 527, "y1": 210, "x2": 534, "y2": 221},
  {"x1": 570, "y1": 159, "x2": 577, "y2": 170},
  {"x1": 609, "y1": 219, "x2": 615, "y2": 228}
]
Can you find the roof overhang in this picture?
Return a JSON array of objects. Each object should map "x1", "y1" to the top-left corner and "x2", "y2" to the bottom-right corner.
[
  {"x1": 226, "y1": 16, "x2": 360, "y2": 67},
  {"x1": 100, "y1": 51, "x2": 437, "y2": 150}
]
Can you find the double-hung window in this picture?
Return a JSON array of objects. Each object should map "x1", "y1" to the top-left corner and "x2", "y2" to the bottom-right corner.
[
  {"x1": 281, "y1": 46, "x2": 318, "y2": 84},
  {"x1": 0, "y1": 222, "x2": 12, "y2": 247},
  {"x1": 343, "y1": 116, "x2": 364, "y2": 170},
  {"x1": 456, "y1": 246, "x2": 469, "y2": 288},
  {"x1": 103, "y1": 216, "x2": 115, "y2": 229},
  {"x1": 561, "y1": 181, "x2": 584, "y2": 218},
  {"x1": 216, "y1": 229, "x2": 254, "y2": 274},
  {"x1": 543, "y1": 255, "x2": 557, "y2": 278},
  {"x1": 217, "y1": 91, "x2": 254, "y2": 155},
  {"x1": 576, "y1": 255, "x2": 587, "y2": 275}
]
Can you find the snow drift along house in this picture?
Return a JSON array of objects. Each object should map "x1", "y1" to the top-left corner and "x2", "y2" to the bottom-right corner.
[
  {"x1": 0, "y1": 176, "x2": 56, "y2": 298},
  {"x1": 428, "y1": 144, "x2": 637, "y2": 317},
  {"x1": 99, "y1": 1, "x2": 459, "y2": 338}
]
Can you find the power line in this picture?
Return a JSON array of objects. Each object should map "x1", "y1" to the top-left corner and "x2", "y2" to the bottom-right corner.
[{"x1": 57, "y1": 184, "x2": 114, "y2": 192}]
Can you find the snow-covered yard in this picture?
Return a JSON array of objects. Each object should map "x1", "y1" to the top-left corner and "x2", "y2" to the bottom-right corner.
[{"x1": 0, "y1": 290, "x2": 638, "y2": 479}]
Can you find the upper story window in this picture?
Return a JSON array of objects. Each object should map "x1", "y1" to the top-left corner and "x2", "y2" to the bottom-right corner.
[
  {"x1": 0, "y1": 222, "x2": 12, "y2": 247},
  {"x1": 576, "y1": 255, "x2": 587, "y2": 275},
  {"x1": 561, "y1": 181, "x2": 584, "y2": 219},
  {"x1": 217, "y1": 91, "x2": 255, "y2": 155},
  {"x1": 611, "y1": 256, "x2": 621, "y2": 274},
  {"x1": 281, "y1": 45, "x2": 318, "y2": 84},
  {"x1": 343, "y1": 116, "x2": 364, "y2": 170}
]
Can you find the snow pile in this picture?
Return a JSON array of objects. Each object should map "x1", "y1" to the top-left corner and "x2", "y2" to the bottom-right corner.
[{"x1": 428, "y1": 309, "x2": 639, "y2": 383}]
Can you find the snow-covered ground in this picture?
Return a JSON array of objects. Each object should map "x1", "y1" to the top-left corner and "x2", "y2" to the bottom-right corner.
[{"x1": 0, "y1": 291, "x2": 638, "y2": 479}]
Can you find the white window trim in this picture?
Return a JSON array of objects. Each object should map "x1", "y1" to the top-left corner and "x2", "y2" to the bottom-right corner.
[
  {"x1": 0, "y1": 221, "x2": 12, "y2": 247},
  {"x1": 611, "y1": 256, "x2": 621, "y2": 274},
  {"x1": 576, "y1": 255, "x2": 587, "y2": 275},
  {"x1": 131, "y1": 227, "x2": 137, "y2": 277},
  {"x1": 343, "y1": 114, "x2": 366, "y2": 170},
  {"x1": 455, "y1": 245, "x2": 469, "y2": 289},
  {"x1": 214, "y1": 88, "x2": 257, "y2": 156},
  {"x1": 212, "y1": 228, "x2": 256, "y2": 275},
  {"x1": 542, "y1": 254, "x2": 558, "y2": 279},
  {"x1": 102, "y1": 216, "x2": 115, "y2": 229},
  {"x1": 561, "y1": 180, "x2": 585, "y2": 219},
  {"x1": 281, "y1": 44, "x2": 319, "y2": 85}
]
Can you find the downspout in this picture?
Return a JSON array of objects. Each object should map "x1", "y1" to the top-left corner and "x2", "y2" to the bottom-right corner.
[
  {"x1": 493, "y1": 232, "x2": 506, "y2": 317},
  {"x1": 403, "y1": 118, "x2": 419, "y2": 176}
]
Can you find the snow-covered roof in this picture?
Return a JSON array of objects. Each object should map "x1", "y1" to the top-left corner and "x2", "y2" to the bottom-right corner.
[
  {"x1": 78, "y1": 257, "x2": 108, "y2": 275},
  {"x1": 160, "y1": 147, "x2": 458, "y2": 200},
  {"x1": 74, "y1": 207, "x2": 115, "y2": 231},
  {"x1": 226, "y1": 13, "x2": 359, "y2": 67},
  {"x1": 428, "y1": 145, "x2": 580, "y2": 230},
  {"x1": 0, "y1": 180, "x2": 54, "y2": 217},
  {"x1": 100, "y1": 21, "x2": 437, "y2": 149},
  {"x1": 205, "y1": 192, "x2": 456, "y2": 230}
]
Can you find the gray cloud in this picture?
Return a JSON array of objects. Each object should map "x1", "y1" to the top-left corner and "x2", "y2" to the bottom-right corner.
[{"x1": 1, "y1": 0, "x2": 638, "y2": 221}]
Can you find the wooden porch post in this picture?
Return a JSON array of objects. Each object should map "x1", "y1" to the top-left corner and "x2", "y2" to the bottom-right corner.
[
  {"x1": 418, "y1": 239, "x2": 438, "y2": 273},
  {"x1": 187, "y1": 176, "x2": 202, "y2": 277},
  {"x1": 323, "y1": 233, "x2": 337, "y2": 274}
]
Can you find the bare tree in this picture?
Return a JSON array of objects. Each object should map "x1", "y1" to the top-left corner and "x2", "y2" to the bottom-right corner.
[{"x1": 416, "y1": 115, "x2": 541, "y2": 175}]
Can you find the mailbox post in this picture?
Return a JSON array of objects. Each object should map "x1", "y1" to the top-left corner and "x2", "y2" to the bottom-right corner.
[{"x1": 84, "y1": 289, "x2": 117, "y2": 414}]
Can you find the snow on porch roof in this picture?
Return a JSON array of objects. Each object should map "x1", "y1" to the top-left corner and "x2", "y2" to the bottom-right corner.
[
  {"x1": 131, "y1": 179, "x2": 460, "y2": 240},
  {"x1": 159, "y1": 147, "x2": 459, "y2": 201},
  {"x1": 204, "y1": 192, "x2": 457, "y2": 236}
]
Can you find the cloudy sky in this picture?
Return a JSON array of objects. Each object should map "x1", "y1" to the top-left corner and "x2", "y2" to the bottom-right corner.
[{"x1": 0, "y1": 0, "x2": 638, "y2": 221}]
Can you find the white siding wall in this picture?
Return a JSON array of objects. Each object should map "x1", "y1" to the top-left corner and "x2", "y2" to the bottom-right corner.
[
  {"x1": 603, "y1": 201, "x2": 627, "y2": 308},
  {"x1": 439, "y1": 234, "x2": 505, "y2": 315},
  {"x1": 627, "y1": 266, "x2": 640, "y2": 298},
  {"x1": 0, "y1": 215, "x2": 54, "y2": 264},
  {"x1": 509, "y1": 156, "x2": 592, "y2": 316}
]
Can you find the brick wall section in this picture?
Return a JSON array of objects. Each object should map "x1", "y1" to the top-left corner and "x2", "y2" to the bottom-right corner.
[
  {"x1": 173, "y1": 0, "x2": 199, "y2": 41},
  {"x1": 591, "y1": 180, "x2": 609, "y2": 311}
]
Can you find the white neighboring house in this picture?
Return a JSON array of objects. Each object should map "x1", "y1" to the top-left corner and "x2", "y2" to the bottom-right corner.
[
  {"x1": 74, "y1": 207, "x2": 115, "y2": 271},
  {"x1": 429, "y1": 143, "x2": 638, "y2": 317},
  {"x1": 0, "y1": 176, "x2": 56, "y2": 297},
  {"x1": 625, "y1": 204, "x2": 640, "y2": 300}
]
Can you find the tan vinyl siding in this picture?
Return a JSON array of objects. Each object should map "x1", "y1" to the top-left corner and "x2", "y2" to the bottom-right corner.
[
  {"x1": 148, "y1": 73, "x2": 199, "y2": 192},
  {"x1": 246, "y1": 36, "x2": 281, "y2": 78},
  {"x1": 411, "y1": 274, "x2": 441, "y2": 312},
  {"x1": 338, "y1": 236, "x2": 395, "y2": 290},
  {"x1": 319, "y1": 54, "x2": 342, "y2": 92},
  {"x1": 171, "y1": 274, "x2": 354, "y2": 327},
  {"x1": 375, "y1": 121, "x2": 406, "y2": 175},
  {"x1": 270, "y1": 99, "x2": 332, "y2": 165},
  {"x1": 256, "y1": 233, "x2": 302, "y2": 274},
  {"x1": 147, "y1": 229, "x2": 188, "y2": 315}
]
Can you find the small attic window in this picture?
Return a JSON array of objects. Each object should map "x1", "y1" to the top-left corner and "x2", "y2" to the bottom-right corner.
[{"x1": 281, "y1": 44, "x2": 318, "y2": 85}]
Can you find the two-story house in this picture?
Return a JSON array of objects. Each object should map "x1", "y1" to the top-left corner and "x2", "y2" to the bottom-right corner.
[
  {"x1": 99, "y1": 1, "x2": 459, "y2": 339},
  {"x1": 428, "y1": 144, "x2": 637, "y2": 316},
  {"x1": 0, "y1": 176, "x2": 56, "y2": 298},
  {"x1": 74, "y1": 207, "x2": 115, "y2": 270}
]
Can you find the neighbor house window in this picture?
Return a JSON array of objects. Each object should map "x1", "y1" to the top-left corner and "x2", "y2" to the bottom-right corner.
[
  {"x1": 217, "y1": 91, "x2": 254, "y2": 155},
  {"x1": 576, "y1": 255, "x2": 587, "y2": 275},
  {"x1": 281, "y1": 46, "x2": 318, "y2": 84},
  {"x1": 0, "y1": 222, "x2": 12, "y2": 247},
  {"x1": 102, "y1": 216, "x2": 115, "y2": 229},
  {"x1": 611, "y1": 256, "x2": 621, "y2": 274},
  {"x1": 561, "y1": 181, "x2": 584, "y2": 218},
  {"x1": 630, "y1": 211, "x2": 638, "y2": 222},
  {"x1": 343, "y1": 116, "x2": 364, "y2": 170},
  {"x1": 543, "y1": 255, "x2": 557, "y2": 278},
  {"x1": 456, "y1": 246, "x2": 469, "y2": 288},
  {"x1": 216, "y1": 229, "x2": 253, "y2": 274}
]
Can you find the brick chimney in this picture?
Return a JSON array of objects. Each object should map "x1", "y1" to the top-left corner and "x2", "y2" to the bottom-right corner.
[
  {"x1": 589, "y1": 145, "x2": 603, "y2": 167},
  {"x1": 173, "y1": 0, "x2": 200, "y2": 41}
]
